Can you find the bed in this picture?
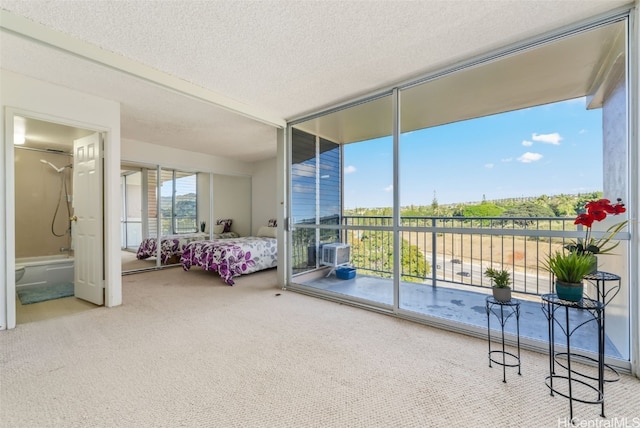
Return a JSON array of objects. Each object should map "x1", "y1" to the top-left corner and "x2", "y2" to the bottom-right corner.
[
  {"x1": 136, "y1": 232, "x2": 239, "y2": 264},
  {"x1": 181, "y1": 234, "x2": 277, "y2": 285}
]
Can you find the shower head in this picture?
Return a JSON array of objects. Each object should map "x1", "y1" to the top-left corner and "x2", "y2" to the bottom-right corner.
[{"x1": 40, "y1": 159, "x2": 65, "y2": 173}]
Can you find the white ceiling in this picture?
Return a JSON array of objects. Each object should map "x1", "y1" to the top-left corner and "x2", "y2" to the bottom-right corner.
[{"x1": 0, "y1": 0, "x2": 634, "y2": 162}]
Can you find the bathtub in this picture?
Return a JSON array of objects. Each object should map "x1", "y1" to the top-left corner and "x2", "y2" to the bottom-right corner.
[{"x1": 15, "y1": 255, "x2": 74, "y2": 289}]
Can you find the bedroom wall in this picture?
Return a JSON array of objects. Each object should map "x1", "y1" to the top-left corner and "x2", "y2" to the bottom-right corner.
[
  {"x1": 121, "y1": 138, "x2": 254, "y2": 176},
  {"x1": 212, "y1": 174, "x2": 251, "y2": 237},
  {"x1": 251, "y1": 157, "x2": 277, "y2": 235}
]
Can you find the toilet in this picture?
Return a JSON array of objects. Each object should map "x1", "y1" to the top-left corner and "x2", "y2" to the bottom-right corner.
[{"x1": 15, "y1": 265, "x2": 25, "y2": 283}]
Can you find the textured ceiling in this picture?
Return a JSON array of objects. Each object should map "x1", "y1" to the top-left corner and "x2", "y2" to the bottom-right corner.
[{"x1": 0, "y1": 0, "x2": 634, "y2": 162}]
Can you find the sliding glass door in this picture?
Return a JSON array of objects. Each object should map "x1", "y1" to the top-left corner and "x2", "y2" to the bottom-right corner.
[
  {"x1": 286, "y1": 16, "x2": 631, "y2": 363},
  {"x1": 290, "y1": 94, "x2": 394, "y2": 308}
]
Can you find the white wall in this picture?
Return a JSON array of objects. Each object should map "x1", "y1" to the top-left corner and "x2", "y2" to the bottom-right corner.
[
  {"x1": 1, "y1": 70, "x2": 122, "y2": 329},
  {"x1": 601, "y1": 73, "x2": 630, "y2": 360},
  {"x1": 213, "y1": 174, "x2": 251, "y2": 237},
  {"x1": 251, "y1": 157, "x2": 277, "y2": 235},
  {"x1": 122, "y1": 138, "x2": 254, "y2": 176}
]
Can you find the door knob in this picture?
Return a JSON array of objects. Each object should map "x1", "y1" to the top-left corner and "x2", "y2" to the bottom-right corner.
[{"x1": 70, "y1": 215, "x2": 78, "y2": 222}]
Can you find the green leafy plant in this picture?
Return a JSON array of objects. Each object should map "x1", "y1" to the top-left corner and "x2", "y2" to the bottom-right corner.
[
  {"x1": 484, "y1": 267, "x2": 511, "y2": 289},
  {"x1": 543, "y1": 251, "x2": 594, "y2": 284}
]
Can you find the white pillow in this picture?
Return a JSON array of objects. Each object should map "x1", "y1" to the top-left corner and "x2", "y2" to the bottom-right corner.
[
  {"x1": 257, "y1": 226, "x2": 277, "y2": 238},
  {"x1": 213, "y1": 224, "x2": 225, "y2": 234}
]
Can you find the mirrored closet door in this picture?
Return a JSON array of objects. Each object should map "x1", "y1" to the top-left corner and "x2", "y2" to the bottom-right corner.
[{"x1": 121, "y1": 163, "x2": 210, "y2": 273}]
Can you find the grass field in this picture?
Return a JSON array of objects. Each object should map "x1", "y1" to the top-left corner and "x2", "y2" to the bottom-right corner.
[{"x1": 402, "y1": 231, "x2": 565, "y2": 275}]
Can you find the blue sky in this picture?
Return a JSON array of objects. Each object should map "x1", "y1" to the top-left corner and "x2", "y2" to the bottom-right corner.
[{"x1": 344, "y1": 98, "x2": 603, "y2": 208}]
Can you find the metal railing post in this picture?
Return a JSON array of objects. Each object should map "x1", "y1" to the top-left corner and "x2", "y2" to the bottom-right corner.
[{"x1": 431, "y1": 217, "x2": 438, "y2": 287}]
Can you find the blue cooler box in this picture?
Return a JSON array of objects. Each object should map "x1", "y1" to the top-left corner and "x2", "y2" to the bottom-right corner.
[{"x1": 336, "y1": 267, "x2": 356, "y2": 280}]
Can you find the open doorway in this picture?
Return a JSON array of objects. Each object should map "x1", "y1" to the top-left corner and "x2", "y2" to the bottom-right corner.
[{"x1": 13, "y1": 115, "x2": 102, "y2": 324}]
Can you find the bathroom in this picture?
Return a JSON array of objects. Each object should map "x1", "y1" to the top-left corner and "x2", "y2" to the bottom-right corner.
[{"x1": 13, "y1": 116, "x2": 90, "y2": 316}]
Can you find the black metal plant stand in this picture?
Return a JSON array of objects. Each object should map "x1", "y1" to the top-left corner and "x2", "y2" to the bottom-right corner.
[
  {"x1": 485, "y1": 296, "x2": 521, "y2": 382},
  {"x1": 581, "y1": 271, "x2": 622, "y2": 384},
  {"x1": 583, "y1": 271, "x2": 621, "y2": 306},
  {"x1": 541, "y1": 294, "x2": 606, "y2": 421}
]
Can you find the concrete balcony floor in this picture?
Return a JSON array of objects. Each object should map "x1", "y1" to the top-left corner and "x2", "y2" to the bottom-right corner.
[{"x1": 295, "y1": 271, "x2": 624, "y2": 361}]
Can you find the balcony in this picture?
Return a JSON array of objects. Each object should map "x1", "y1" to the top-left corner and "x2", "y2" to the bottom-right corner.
[{"x1": 291, "y1": 215, "x2": 630, "y2": 363}]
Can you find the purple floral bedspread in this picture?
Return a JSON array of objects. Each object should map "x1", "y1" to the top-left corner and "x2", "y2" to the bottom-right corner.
[
  {"x1": 136, "y1": 232, "x2": 239, "y2": 264},
  {"x1": 181, "y1": 237, "x2": 278, "y2": 285}
]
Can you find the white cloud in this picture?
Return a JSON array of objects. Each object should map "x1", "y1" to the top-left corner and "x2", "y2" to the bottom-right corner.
[
  {"x1": 292, "y1": 183, "x2": 313, "y2": 193},
  {"x1": 292, "y1": 163, "x2": 315, "y2": 177},
  {"x1": 517, "y1": 152, "x2": 543, "y2": 163},
  {"x1": 532, "y1": 132, "x2": 562, "y2": 145},
  {"x1": 384, "y1": 185, "x2": 393, "y2": 192},
  {"x1": 501, "y1": 158, "x2": 513, "y2": 162},
  {"x1": 344, "y1": 165, "x2": 357, "y2": 174},
  {"x1": 522, "y1": 140, "x2": 533, "y2": 147},
  {"x1": 485, "y1": 163, "x2": 494, "y2": 169}
]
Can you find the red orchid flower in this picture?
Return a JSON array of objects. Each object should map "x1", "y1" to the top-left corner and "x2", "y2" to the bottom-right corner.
[
  {"x1": 589, "y1": 208, "x2": 607, "y2": 222},
  {"x1": 574, "y1": 213, "x2": 594, "y2": 228},
  {"x1": 611, "y1": 203, "x2": 626, "y2": 215},
  {"x1": 566, "y1": 197, "x2": 628, "y2": 256}
]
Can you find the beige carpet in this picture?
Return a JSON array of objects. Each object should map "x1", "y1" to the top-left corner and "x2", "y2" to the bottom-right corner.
[{"x1": 1, "y1": 267, "x2": 638, "y2": 428}]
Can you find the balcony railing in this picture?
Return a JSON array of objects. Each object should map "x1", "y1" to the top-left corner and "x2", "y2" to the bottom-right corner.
[{"x1": 292, "y1": 215, "x2": 629, "y2": 297}]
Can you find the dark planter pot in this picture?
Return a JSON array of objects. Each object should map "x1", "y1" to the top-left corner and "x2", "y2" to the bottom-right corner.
[
  {"x1": 492, "y1": 287, "x2": 512, "y2": 302},
  {"x1": 555, "y1": 280, "x2": 584, "y2": 302}
]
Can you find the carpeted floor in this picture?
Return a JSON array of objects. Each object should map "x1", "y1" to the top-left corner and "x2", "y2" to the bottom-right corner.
[
  {"x1": 16, "y1": 282, "x2": 74, "y2": 305},
  {"x1": 1, "y1": 267, "x2": 638, "y2": 427}
]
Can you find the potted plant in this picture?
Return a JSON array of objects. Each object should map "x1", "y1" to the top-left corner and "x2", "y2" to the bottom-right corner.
[
  {"x1": 484, "y1": 267, "x2": 512, "y2": 302},
  {"x1": 564, "y1": 198, "x2": 627, "y2": 273},
  {"x1": 542, "y1": 251, "x2": 595, "y2": 302}
]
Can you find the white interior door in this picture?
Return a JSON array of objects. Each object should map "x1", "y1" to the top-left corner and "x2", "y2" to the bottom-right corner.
[{"x1": 73, "y1": 133, "x2": 104, "y2": 305}]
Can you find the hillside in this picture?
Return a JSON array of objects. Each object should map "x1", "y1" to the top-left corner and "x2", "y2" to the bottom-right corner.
[{"x1": 345, "y1": 191, "x2": 603, "y2": 218}]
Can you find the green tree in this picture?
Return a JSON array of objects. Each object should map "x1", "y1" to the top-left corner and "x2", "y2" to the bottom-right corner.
[
  {"x1": 502, "y1": 201, "x2": 555, "y2": 218},
  {"x1": 431, "y1": 192, "x2": 440, "y2": 216},
  {"x1": 400, "y1": 242, "x2": 429, "y2": 283},
  {"x1": 351, "y1": 231, "x2": 430, "y2": 282},
  {"x1": 461, "y1": 202, "x2": 503, "y2": 217}
]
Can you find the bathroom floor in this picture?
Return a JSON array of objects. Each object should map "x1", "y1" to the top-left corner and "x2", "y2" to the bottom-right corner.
[{"x1": 16, "y1": 295, "x2": 97, "y2": 324}]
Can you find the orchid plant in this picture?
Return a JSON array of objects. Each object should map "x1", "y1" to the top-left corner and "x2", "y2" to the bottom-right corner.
[{"x1": 565, "y1": 198, "x2": 627, "y2": 256}]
